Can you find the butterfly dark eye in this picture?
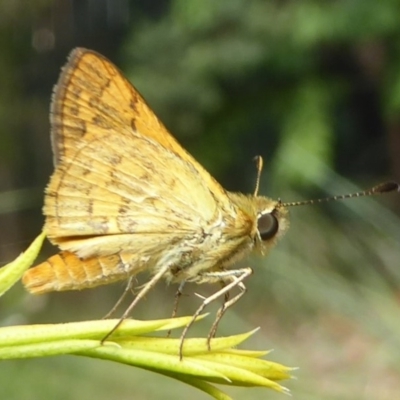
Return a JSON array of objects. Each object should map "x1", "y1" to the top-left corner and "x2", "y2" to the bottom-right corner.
[{"x1": 257, "y1": 213, "x2": 279, "y2": 241}]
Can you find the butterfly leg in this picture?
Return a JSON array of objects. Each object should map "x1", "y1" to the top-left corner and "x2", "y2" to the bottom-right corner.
[
  {"x1": 102, "y1": 276, "x2": 136, "y2": 319},
  {"x1": 207, "y1": 279, "x2": 247, "y2": 344},
  {"x1": 201, "y1": 268, "x2": 250, "y2": 347},
  {"x1": 101, "y1": 262, "x2": 172, "y2": 343},
  {"x1": 178, "y1": 267, "x2": 252, "y2": 359},
  {"x1": 171, "y1": 280, "x2": 187, "y2": 319},
  {"x1": 167, "y1": 280, "x2": 187, "y2": 337}
]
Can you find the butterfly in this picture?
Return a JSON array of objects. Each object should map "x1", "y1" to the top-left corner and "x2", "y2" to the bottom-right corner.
[{"x1": 22, "y1": 48, "x2": 398, "y2": 354}]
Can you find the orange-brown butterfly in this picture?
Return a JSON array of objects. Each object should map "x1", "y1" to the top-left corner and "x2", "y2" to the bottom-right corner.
[{"x1": 22, "y1": 48, "x2": 398, "y2": 353}]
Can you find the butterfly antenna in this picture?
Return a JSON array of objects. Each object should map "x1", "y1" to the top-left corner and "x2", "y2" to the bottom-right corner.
[
  {"x1": 279, "y1": 181, "x2": 399, "y2": 208},
  {"x1": 253, "y1": 155, "x2": 263, "y2": 196}
]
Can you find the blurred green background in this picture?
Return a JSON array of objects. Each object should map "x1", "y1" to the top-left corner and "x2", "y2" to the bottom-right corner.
[{"x1": 1, "y1": 1, "x2": 400, "y2": 399}]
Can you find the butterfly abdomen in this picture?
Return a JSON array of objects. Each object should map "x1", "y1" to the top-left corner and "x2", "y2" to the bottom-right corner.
[{"x1": 22, "y1": 251, "x2": 132, "y2": 294}]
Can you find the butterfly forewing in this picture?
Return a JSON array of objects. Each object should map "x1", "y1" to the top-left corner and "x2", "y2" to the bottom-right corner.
[
  {"x1": 48, "y1": 50, "x2": 230, "y2": 238},
  {"x1": 23, "y1": 48, "x2": 256, "y2": 293}
]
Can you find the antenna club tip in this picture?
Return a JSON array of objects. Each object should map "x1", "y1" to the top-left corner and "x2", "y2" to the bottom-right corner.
[{"x1": 373, "y1": 181, "x2": 399, "y2": 194}]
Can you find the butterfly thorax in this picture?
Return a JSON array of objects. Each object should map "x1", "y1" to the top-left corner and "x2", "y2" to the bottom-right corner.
[
  {"x1": 227, "y1": 192, "x2": 289, "y2": 256},
  {"x1": 165, "y1": 192, "x2": 289, "y2": 284}
]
